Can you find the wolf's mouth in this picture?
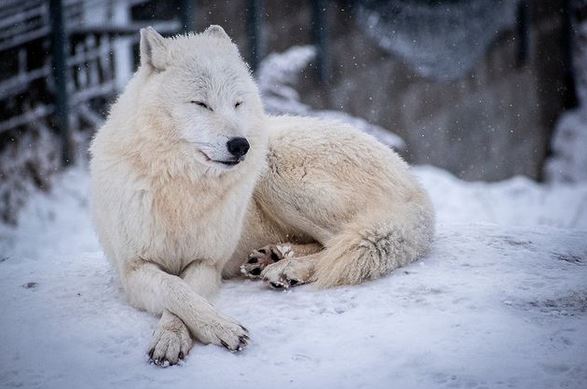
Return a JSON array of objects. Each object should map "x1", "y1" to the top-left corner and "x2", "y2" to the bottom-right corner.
[
  {"x1": 216, "y1": 159, "x2": 241, "y2": 166},
  {"x1": 199, "y1": 151, "x2": 243, "y2": 167}
]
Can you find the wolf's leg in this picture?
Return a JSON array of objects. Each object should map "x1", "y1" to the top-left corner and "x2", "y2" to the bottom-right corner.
[
  {"x1": 240, "y1": 243, "x2": 321, "y2": 279},
  {"x1": 180, "y1": 261, "x2": 249, "y2": 350},
  {"x1": 181, "y1": 261, "x2": 222, "y2": 300},
  {"x1": 124, "y1": 260, "x2": 249, "y2": 354},
  {"x1": 148, "y1": 310, "x2": 192, "y2": 366},
  {"x1": 181, "y1": 262, "x2": 249, "y2": 350},
  {"x1": 147, "y1": 261, "x2": 223, "y2": 366}
]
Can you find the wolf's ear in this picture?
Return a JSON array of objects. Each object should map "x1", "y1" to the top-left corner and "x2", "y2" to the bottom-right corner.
[
  {"x1": 140, "y1": 27, "x2": 168, "y2": 71},
  {"x1": 204, "y1": 25, "x2": 231, "y2": 41}
]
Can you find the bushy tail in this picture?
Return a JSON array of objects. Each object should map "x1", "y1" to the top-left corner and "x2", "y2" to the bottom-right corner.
[{"x1": 312, "y1": 202, "x2": 434, "y2": 288}]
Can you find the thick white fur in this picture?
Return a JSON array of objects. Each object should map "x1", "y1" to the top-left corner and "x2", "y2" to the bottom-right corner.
[
  {"x1": 90, "y1": 26, "x2": 434, "y2": 365},
  {"x1": 226, "y1": 116, "x2": 435, "y2": 288},
  {"x1": 90, "y1": 26, "x2": 264, "y2": 364}
]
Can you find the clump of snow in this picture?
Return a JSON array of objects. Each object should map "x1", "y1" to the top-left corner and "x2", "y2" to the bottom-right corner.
[
  {"x1": 1, "y1": 164, "x2": 586, "y2": 388},
  {"x1": 416, "y1": 165, "x2": 587, "y2": 229},
  {"x1": 544, "y1": 110, "x2": 587, "y2": 183},
  {"x1": 257, "y1": 46, "x2": 316, "y2": 115},
  {"x1": 545, "y1": 12, "x2": 587, "y2": 183},
  {"x1": 355, "y1": 0, "x2": 520, "y2": 81},
  {"x1": 0, "y1": 124, "x2": 61, "y2": 225},
  {"x1": 257, "y1": 45, "x2": 405, "y2": 149}
]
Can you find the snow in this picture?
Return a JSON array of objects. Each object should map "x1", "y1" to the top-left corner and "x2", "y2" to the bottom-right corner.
[
  {"x1": 544, "y1": 15, "x2": 587, "y2": 183},
  {"x1": 1, "y1": 13, "x2": 586, "y2": 386},
  {"x1": 1, "y1": 164, "x2": 586, "y2": 389},
  {"x1": 418, "y1": 165, "x2": 587, "y2": 229},
  {"x1": 0, "y1": 121, "x2": 62, "y2": 225},
  {"x1": 545, "y1": 109, "x2": 587, "y2": 184}
]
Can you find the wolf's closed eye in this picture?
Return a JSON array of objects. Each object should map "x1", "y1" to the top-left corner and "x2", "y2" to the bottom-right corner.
[
  {"x1": 235, "y1": 101, "x2": 243, "y2": 109},
  {"x1": 191, "y1": 101, "x2": 213, "y2": 111}
]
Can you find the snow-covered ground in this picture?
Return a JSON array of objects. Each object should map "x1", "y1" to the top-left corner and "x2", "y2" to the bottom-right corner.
[{"x1": 1, "y1": 164, "x2": 586, "y2": 389}]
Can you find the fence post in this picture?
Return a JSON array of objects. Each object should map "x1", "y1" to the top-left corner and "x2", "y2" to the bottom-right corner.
[
  {"x1": 312, "y1": 0, "x2": 328, "y2": 83},
  {"x1": 515, "y1": 0, "x2": 529, "y2": 68},
  {"x1": 247, "y1": 0, "x2": 263, "y2": 72},
  {"x1": 562, "y1": 0, "x2": 579, "y2": 109},
  {"x1": 178, "y1": 0, "x2": 195, "y2": 33},
  {"x1": 49, "y1": 0, "x2": 74, "y2": 165}
]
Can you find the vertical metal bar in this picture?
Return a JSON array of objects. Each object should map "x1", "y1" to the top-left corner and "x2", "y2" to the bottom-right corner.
[
  {"x1": 561, "y1": 0, "x2": 579, "y2": 109},
  {"x1": 49, "y1": 0, "x2": 73, "y2": 165},
  {"x1": 312, "y1": 0, "x2": 328, "y2": 82},
  {"x1": 571, "y1": 0, "x2": 587, "y2": 106},
  {"x1": 247, "y1": 0, "x2": 263, "y2": 72},
  {"x1": 515, "y1": 0, "x2": 529, "y2": 68},
  {"x1": 178, "y1": 0, "x2": 195, "y2": 34}
]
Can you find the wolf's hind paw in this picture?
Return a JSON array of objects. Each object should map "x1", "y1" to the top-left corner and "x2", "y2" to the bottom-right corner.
[
  {"x1": 262, "y1": 258, "x2": 313, "y2": 290},
  {"x1": 240, "y1": 244, "x2": 292, "y2": 279}
]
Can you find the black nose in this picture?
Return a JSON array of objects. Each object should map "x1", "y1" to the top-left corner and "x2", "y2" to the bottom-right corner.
[{"x1": 226, "y1": 137, "x2": 250, "y2": 158}]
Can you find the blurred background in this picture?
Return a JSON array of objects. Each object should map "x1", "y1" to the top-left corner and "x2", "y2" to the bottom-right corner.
[{"x1": 1, "y1": 0, "x2": 586, "y2": 225}]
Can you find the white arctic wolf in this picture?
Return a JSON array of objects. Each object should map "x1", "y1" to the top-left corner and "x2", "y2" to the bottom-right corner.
[{"x1": 90, "y1": 25, "x2": 434, "y2": 366}]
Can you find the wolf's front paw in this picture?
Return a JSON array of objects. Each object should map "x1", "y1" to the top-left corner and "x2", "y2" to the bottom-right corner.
[
  {"x1": 148, "y1": 322, "x2": 193, "y2": 367},
  {"x1": 196, "y1": 317, "x2": 250, "y2": 352},
  {"x1": 240, "y1": 244, "x2": 292, "y2": 279},
  {"x1": 262, "y1": 258, "x2": 314, "y2": 290}
]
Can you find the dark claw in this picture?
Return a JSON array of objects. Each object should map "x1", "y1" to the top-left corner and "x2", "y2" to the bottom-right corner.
[
  {"x1": 270, "y1": 251, "x2": 281, "y2": 262},
  {"x1": 239, "y1": 324, "x2": 249, "y2": 333},
  {"x1": 270, "y1": 282, "x2": 283, "y2": 289},
  {"x1": 258, "y1": 248, "x2": 267, "y2": 254},
  {"x1": 289, "y1": 279, "x2": 299, "y2": 286},
  {"x1": 247, "y1": 257, "x2": 258, "y2": 264},
  {"x1": 250, "y1": 267, "x2": 261, "y2": 276},
  {"x1": 220, "y1": 339, "x2": 229, "y2": 349},
  {"x1": 148, "y1": 348, "x2": 155, "y2": 359},
  {"x1": 178, "y1": 351, "x2": 184, "y2": 360}
]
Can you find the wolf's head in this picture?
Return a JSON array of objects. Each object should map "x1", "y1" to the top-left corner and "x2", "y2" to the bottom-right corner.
[{"x1": 133, "y1": 25, "x2": 266, "y2": 175}]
